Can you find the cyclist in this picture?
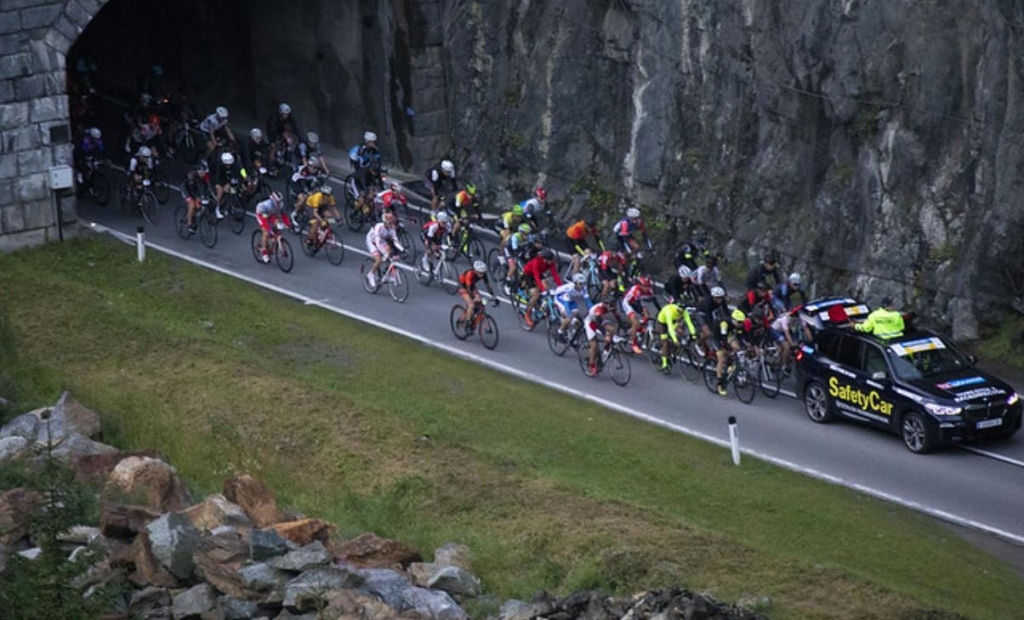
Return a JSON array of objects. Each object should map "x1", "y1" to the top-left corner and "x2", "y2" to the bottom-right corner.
[
  {"x1": 769, "y1": 308, "x2": 798, "y2": 373},
  {"x1": 596, "y1": 249, "x2": 627, "y2": 300},
  {"x1": 498, "y1": 205, "x2": 525, "y2": 248},
  {"x1": 693, "y1": 254, "x2": 722, "y2": 298},
  {"x1": 290, "y1": 158, "x2": 325, "y2": 220},
  {"x1": 621, "y1": 275, "x2": 657, "y2": 354},
  {"x1": 212, "y1": 151, "x2": 242, "y2": 220},
  {"x1": 612, "y1": 207, "x2": 652, "y2": 256},
  {"x1": 656, "y1": 301, "x2": 697, "y2": 372},
  {"x1": 199, "y1": 106, "x2": 234, "y2": 159},
  {"x1": 255, "y1": 192, "x2": 291, "y2": 263},
  {"x1": 299, "y1": 132, "x2": 329, "y2": 177},
  {"x1": 365, "y1": 212, "x2": 405, "y2": 289},
  {"x1": 182, "y1": 164, "x2": 210, "y2": 233},
  {"x1": 266, "y1": 102, "x2": 300, "y2": 169},
  {"x1": 425, "y1": 159, "x2": 457, "y2": 212},
  {"x1": 421, "y1": 210, "x2": 451, "y2": 271},
  {"x1": 125, "y1": 145, "x2": 156, "y2": 204},
  {"x1": 348, "y1": 161, "x2": 384, "y2": 219},
  {"x1": 244, "y1": 127, "x2": 269, "y2": 173},
  {"x1": 521, "y1": 249, "x2": 563, "y2": 329},
  {"x1": 553, "y1": 273, "x2": 593, "y2": 340},
  {"x1": 583, "y1": 300, "x2": 620, "y2": 377},
  {"x1": 772, "y1": 272, "x2": 804, "y2": 313},
  {"x1": 746, "y1": 252, "x2": 782, "y2": 291},
  {"x1": 704, "y1": 307, "x2": 753, "y2": 396},
  {"x1": 458, "y1": 260, "x2": 497, "y2": 324},
  {"x1": 503, "y1": 223, "x2": 533, "y2": 290},
  {"x1": 375, "y1": 180, "x2": 408, "y2": 219},
  {"x1": 664, "y1": 265, "x2": 699, "y2": 307},
  {"x1": 304, "y1": 184, "x2": 340, "y2": 248},
  {"x1": 519, "y1": 188, "x2": 549, "y2": 230},
  {"x1": 445, "y1": 184, "x2": 478, "y2": 231},
  {"x1": 740, "y1": 281, "x2": 775, "y2": 328},
  {"x1": 349, "y1": 131, "x2": 381, "y2": 170},
  {"x1": 76, "y1": 127, "x2": 104, "y2": 184},
  {"x1": 565, "y1": 216, "x2": 605, "y2": 271}
]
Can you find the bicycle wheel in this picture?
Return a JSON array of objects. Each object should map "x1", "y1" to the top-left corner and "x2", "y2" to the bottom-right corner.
[
  {"x1": 324, "y1": 230, "x2": 345, "y2": 266},
  {"x1": 677, "y1": 341, "x2": 702, "y2": 383},
  {"x1": 547, "y1": 322, "x2": 571, "y2": 356},
  {"x1": 466, "y1": 237, "x2": 486, "y2": 261},
  {"x1": 199, "y1": 211, "x2": 218, "y2": 248},
  {"x1": 440, "y1": 259, "x2": 459, "y2": 295},
  {"x1": 92, "y1": 172, "x2": 111, "y2": 205},
  {"x1": 449, "y1": 305, "x2": 470, "y2": 340},
  {"x1": 250, "y1": 229, "x2": 264, "y2": 263},
  {"x1": 487, "y1": 248, "x2": 505, "y2": 284},
  {"x1": 139, "y1": 192, "x2": 159, "y2": 225},
  {"x1": 174, "y1": 205, "x2": 190, "y2": 240},
  {"x1": 733, "y1": 365, "x2": 757, "y2": 404},
  {"x1": 703, "y1": 359, "x2": 720, "y2": 393},
  {"x1": 228, "y1": 196, "x2": 246, "y2": 234},
  {"x1": 275, "y1": 237, "x2": 294, "y2": 273},
  {"x1": 153, "y1": 174, "x2": 171, "y2": 204},
  {"x1": 577, "y1": 342, "x2": 593, "y2": 376},
  {"x1": 360, "y1": 257, "x2": 378, "y2": 293},
  {"x1": 478, "y1": 314, "x2": 499, "y2": 350},
  {"x1": 416, "y1": 255, "x2": 433, "y2": 286},
  {"x1": 301, "y1": 233, "x2": 317, "y2": 257},
  {"x1": 346, "y1": 202, "x2": 364, "y2": 232},
  {"x1": 388, "y1": 266, "x2": 409, "y2": 303},
  {"x1": 759, "y1": 346, "x2": 783, "y2": 399},
  {"x1": 397, "y1": 228, "x2": 417, "y2": 265},
  {"x1": 608, "y1": 350, "x2": 632, "y2": 386}
]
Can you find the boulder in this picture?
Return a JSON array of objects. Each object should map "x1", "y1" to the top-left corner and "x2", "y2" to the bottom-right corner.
[
  {"x1": 49, "y1": 434, "x2": 118, "y2": 462},
  {"x1": 250, "y1": 528, "x2": 290, "y2": 561},
  {"x1": 54, "y1": 392, "x2": 102, "y2": 439},
  {"x1": 274, "y1": 611, "x2": 319, "y2": 620},
  {"x1": 184, "y1": 494, "x2": 252, "y2": 532},
  {"x1": 0, "y1": 487, "x2": 42, "y2": 544},
  {"x1": 0, "y1": 435, "x2": 29, "y2": 462},
  {"x1": 130, "y1": 586, "x2": 172, "y2": 615},
  {"x1": 433, "y1": 543, "x2": 471, "y2": 570},
  {"x1": 267, "y1": 541, "x2": 331, "y2": 572},
  {"x1": 238, "y1": 562, "x2": 292, "y2": 592},
  {"x1": 282, "y1": 567, "x2": 365, "y2": 611},
  {"x1": 171, "y1": 582, "x2": 217, "y2": 619},
  {"x1": 100, "y1": 503, "x2": 162, "y2": 539},
  {"x1": 407, "y1": 562, "x2": 441, "y2": 588},
  {"x1": 193, "y1": 546, "x2": 249, "y2": 600},
  {"x1": 328, "y1": 532, "x2": 421, "y2": 568},
  {"x1": 401, "y1": 586, "x2": 468, "y2": 620},
  {"x1": 270, "y1": 518, "x2": 334, "y2": 547},
  {"x1": 18, "y1": 547, "x2": 42, "y2": 560},
  {"x1": 146, "y1": 512, "x2": 202, "y2": 581},
  {"x1": 218, "y1": 595, "x2": 262, "y2": 620},
  {"x1": 105, "y1": 456, "x2": 193, "y2": 512},
  {"x1": 426, "y1": 566, "x2": 482, "y2": 598},
  {"x1": 499, "y1": 599, "x2": 555, "y2": 620},
  {"x1": 222, "y1": 474, "x2": 284, "y2": 528},
  {"x1": 71, "y1": 449, "x2": 163, "y2": 485},
  {"x1": 127, "y1": 529, "x2": 179, "y2": 588},
  {"x1": 0, "y1": 408, "x2": 41, "y2": 441},
  {"x1": 355, "y1": 567, "x2": 414, "y2": 611}
]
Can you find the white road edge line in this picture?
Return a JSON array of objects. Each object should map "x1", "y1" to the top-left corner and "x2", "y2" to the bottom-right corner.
[
  {"x1": 85, "y1": 220, "x2": 1024, "y2": 548},
  {"x1": 959, "y1": 445, "x2": 1024, "y2": 469}
]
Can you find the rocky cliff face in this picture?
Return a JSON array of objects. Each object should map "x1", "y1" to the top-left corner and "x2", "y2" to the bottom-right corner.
[{"x1": 429, "y1": 0, "x2": 1024, "y2": 338}]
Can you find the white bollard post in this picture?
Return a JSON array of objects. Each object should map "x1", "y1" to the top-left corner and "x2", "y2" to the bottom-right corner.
[
  {"x1": 728, "y1": 416, "x2": 740, "y2": 466},
  {"x1": 136, "y1": 226, "x2": 145, "y2": 263}
]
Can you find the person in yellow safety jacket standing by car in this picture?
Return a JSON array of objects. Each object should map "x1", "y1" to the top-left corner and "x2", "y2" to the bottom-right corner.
[{"x1": 855, "y1": 296, "x2": 904, "y2": 339}]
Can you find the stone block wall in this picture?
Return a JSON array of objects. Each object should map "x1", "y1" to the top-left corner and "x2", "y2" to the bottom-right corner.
[{"x1": 0, "y1": 0, "x2": 105, "y2": 252}]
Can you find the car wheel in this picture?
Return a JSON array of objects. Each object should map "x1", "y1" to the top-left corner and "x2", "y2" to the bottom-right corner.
[
  {"x1": 901, "y1": 410, "x2": 937, "y2": 454},
  {"x1": 804, "y1": 381, "x2": 835, "y2": 423}
]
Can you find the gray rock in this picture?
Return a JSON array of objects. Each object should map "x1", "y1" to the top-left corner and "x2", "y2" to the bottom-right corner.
[
  {"x1": 355, "y1": 566, "x2": 414, "y2": 610},
  {"x1": 250, "y1": 528, "x2": 289, "y2": 561},
  {"x1": 0, "y1": 410, "x2": 39, "y2": 441},
  {"x1": 171, "y1": 582, "x2": 216, "y2": 619},
  {"x1": 57, "y1": 525, "x2": 101, "y2": 545},
  {"x1": 401, "y1": 586, "x2": 469, "y2": 620},
  {"x1": 267, "y1": 540, "x2": 330, "y2": 572},
  {"x1": 146, "y1": 512, "x2": 202, "y2": 581},
  {"x1": 273, "y1": 611, "x2": 318, "y2": 620},
  {"x1": 238, "y1": 562, "x2": 291, "y2": 592},
  {"x1": 218, "y1": 595, "x2": 262, "y2": 620},
  {"x1": 17, "y1": 547, "x2": 42, "y2": 560},
  {"x1": 426, "y1": 565, "x2": 482, "y2": 598},
  {"x1": 49, "y1": 434, "x2": 117, "y2": 462},
  {"x1": 0, "y1": 435, "x2": 28, "y2": 461},
  {"x1": 130, "y1": 586, "x2": 171, "y2": 614},
  {"x1": 282, "y1": 567, "x2": 365, "y2": 611},
  {"x1": 433, "y1": 542, "x2": 471, "y2": 569}
]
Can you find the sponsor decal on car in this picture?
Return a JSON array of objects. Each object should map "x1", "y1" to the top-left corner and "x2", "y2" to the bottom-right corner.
[
  {"x1": 889, "y1": 337, "x2": 945, "y2": 356},
  {"x1": 936, "y1": 376, "x2": 986, "y2": 390},
  {"x1": 829, "y1": 376, "x2": 894, "y2": 415},
  {"x1": 952, "y1": 386, "x2": 1007, "y2": 402}
]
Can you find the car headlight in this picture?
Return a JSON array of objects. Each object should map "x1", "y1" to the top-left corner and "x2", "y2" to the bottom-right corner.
[
  {"x1": 924, "y1": 402, "x2": 963, "y2": 416},
  {"x1": 1008, "y1": 392, "x2": 1019, "y2": 406}
]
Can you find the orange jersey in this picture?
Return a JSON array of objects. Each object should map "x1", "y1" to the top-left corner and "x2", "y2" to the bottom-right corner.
[
  {"x1": 459, "y1": 269, "x2": 485, "y2": 289},
  {"x1": 566, "y1": 220, "x2": 595, "y2": 241}
]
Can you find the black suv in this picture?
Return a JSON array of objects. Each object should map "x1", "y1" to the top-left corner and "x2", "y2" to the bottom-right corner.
[{"x1": 796, "y1": 327, "x2": 1022, "y2": 453}]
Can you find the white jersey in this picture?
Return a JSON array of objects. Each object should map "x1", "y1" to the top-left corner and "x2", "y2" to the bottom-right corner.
[
  {"x1": 365, "y1": 223, "x2": 403, "y2": 254},
  {"x1": 519, "y1": 197, "x2": 544, "y2": 217},
  {"x1": 199, "y1": 113, "x2": 227, "y2": 135},
  {"x1": 553, "y1": 282, "x2": 590, "y2": 305},
  {"x1": 694, "y1": 264, "x2": 720, "y2": 288},
  {"x1": 255, "y1": 197, "x2": 282, "y2": 216}
]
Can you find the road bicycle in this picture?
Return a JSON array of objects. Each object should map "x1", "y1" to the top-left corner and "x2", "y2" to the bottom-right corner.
[
  {"x1": 577, "y1": 333, "x2": 631, "y2": 386},
  {"x1": 360, "y1": 255, "x2": 409, "y2": 303},
  {"x1": 300, "y1": 220, "x2": 345, "y2": 266},
  {"x1": 640, "y1": 321, "x2": 702, "y2": 382},
  {"x1": 510, "y1": 286, "x2": 555, "y2": 332},
  {"x1": 449, "y1": 299, "x2": 500, "y2": 350},
  {"x1": 78, "y1": 157, "x2": 110, "y2": 205},
  {"x1": 752, "y1": 336, "x2": 785, "y2": 399},
  {"x1": 702, "y1": 347, "x2": 757, "y2": 403},
  {"x1": 443, "y1": 218, "x2": 486, "y2": 262},
  {"x1": 222, "y1": 178, "x2": 247, "y2": 235},
  {"x1": 547, "y1": 313, "x2": 585, "y2": 356},
  {"x1": 120, "y1": 178, "x2": 160, "y2": 225},
  {"x1": 249, "y1": 226, "x2": 294, "y2": 273},
  {"x1": 174, "y1": 196, "x2": 218, "y2": 249},
  {"x1": 416, "y1": 244, "x2": 459, "y2": 294}
]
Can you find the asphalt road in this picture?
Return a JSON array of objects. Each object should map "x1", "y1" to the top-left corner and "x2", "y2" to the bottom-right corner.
[{"x1": 73, "y1": 165, "x2": 1024, "y2": 558}]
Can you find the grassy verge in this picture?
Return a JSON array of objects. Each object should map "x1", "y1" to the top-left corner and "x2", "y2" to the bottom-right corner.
[{"x1": 1, "y1": 236, "x2": 1021, "y2": 619}]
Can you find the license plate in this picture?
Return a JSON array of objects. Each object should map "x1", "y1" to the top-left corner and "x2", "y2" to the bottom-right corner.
[{"x1": 977, "y1": 418, "x2": 1003, "y2": 429}]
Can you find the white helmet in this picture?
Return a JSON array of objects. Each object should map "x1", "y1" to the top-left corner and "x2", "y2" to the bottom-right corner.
[
  {"x1": 220, "y1": 151, "x2": 235, "y2": 166},
  {"x1": 306, "y1": 132, "x2": 319, "y2": 146},
  {"x1": 473, "y1": 260, "x2": 487, "y2": 274},
  {"x1": 789, "y1": 272, "x2": 802, "y2": 286},
  {"x1": 278, "y1": 103, "x2": 291, "y2": 115},
  {"x1": 89, "y1": 127, "x2": 101, "y2": 139},
  {"x1": 710, "y1": 286, "x2": 726, "y2": 298},
  {"x1": 435, "y1": 211, "x2": 451, "y2": 225},
  {"x1": 364, "y1": 131, "x2": 377, "y2": 143},
  {"x1": 390, "y1": 180, "x2": 402, "y2": 193},
  {"x1": 626, "y1": 207, "x2": 641, "y2": 219},
  {"x1": 572, "y1": 273, "x2": 587, "y2": 285},
  {"x1": 250, "y1": 127, "x2": 263, "y2": 140},
  {"x1": 441, "y1": 160, "x2": 455, "y2": 174},
  {"x1": 137, "y1": 146, "x2": 152, "y2": 158},
  {"x1": 677, "y1": 265, "x2": 693, "y2": 279},
  {"x1": 215, "y1": 106, "x2": 229, "y2": 119}
]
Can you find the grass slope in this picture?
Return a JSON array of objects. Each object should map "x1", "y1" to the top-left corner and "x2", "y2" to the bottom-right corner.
[{"x1": 1, "y1": 237, "x2": 1021, "y2": 620}]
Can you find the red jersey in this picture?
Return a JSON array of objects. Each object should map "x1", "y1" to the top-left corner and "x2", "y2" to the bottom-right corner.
[{"x1": 522, "y1": 256, "x2": 563, "y2": 291}]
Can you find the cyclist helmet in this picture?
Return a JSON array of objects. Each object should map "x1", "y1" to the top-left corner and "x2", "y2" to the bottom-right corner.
[
  {"x1": 138, "y1": 146, "x2": 152, "y2": 158},
  {"x1": 250, "y1": 127, "x2": 263, "y2": 141},
  {"x1": 677, "y1": 265, "x2": 693, "y2": 280},
  {"x1": 755, "y1": 280, "x2": 769, "y2": 291},
  {"x1": 219, "y1": 151, "x2": 234, "y2": 166},
  {"x1": 306, "y1": 132, "x2": 319, "y2": 146},
  {"x1": 390, "y1": 180, "x2": 402, "y2": 192},
  {"x1": 319, "y1": 184, "x2": 333, "y2": 195},
  {"x1": 626, "y1": 207, "x2": 641, "y2": 219},
  {"x1": 710, "y1": 286, "x2": 726, "y2": 298},
  {"x1": 441, "y1": 160, "x2": 455, "y2": 174},
  {"x1": 541, "y1": 249, "x2": 555, "y2": 261},
  {"x1": 512, "y1": 205, "x2": 524, "y2": 216},
  {"x1": 278, "y1": 103, "x2": 291, "y2": 115},
  {"x1": 436, "y1": 211, "x2": 451, "y2": 225},
  {"x1": 215, "y1": 106, "x2": 229, "y2": 119},
  {"x1": 789, "y1": 272, "x2": 802, "y2": 286},
  {"x1": 518, "y1": 223, "x2": 532, "y2": 234},
  {"x1": 465, "y1": 183, "x2": 477, "y2": 196},
  {"x1": 535, "y1": 188, "x2": 547, "y2": 202},
  {"x1": 638, "y1": 276, "x2": 653, "y2": 291},
  {"x1": 572, "y1": 273, "x2": 587, "y2": 285},
  {"x1": 593, "y1": 304, "x2": 608, "y2": 317},
  {"x1": 473, "y1": 260, "x2": 487, "y2": 274},
  {"x1": 732, "y1": 308, "x2": 746, "y2": 322},
  {"x1": 269, "y1": 191, "x2": 282, "y2": 203},
  {"x1": 88, "y1": 127, "x2": 101, "y2": 139},
  {"x1": 382, "y1": 212, "x2": 397, "y2": 226},
  {"x1": 364, "y1": 131, "x2": 377, "y2": 143}
]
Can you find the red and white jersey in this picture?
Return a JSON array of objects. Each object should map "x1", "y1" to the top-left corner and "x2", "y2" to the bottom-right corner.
[{"x1": 375, "y1": 188, "x2": 407, "y2": 209}]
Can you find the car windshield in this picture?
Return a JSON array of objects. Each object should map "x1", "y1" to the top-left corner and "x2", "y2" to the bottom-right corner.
[{"x1": 885, "y1": 336, "x2": 972, "y2": 381}]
